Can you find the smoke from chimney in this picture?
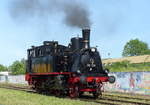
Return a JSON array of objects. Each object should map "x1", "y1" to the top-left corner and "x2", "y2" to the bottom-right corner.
[{"x1": 9, "y1": 0, "x2": 91, "y2": 29}]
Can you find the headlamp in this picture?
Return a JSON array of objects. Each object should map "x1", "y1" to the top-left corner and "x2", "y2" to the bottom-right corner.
[{"x1": 91, "y1": 48, "x2": 96, "y2": 52}]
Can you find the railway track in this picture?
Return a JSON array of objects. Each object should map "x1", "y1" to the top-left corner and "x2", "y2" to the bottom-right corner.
[
  {"x1": 0, "y1": 83, "x2": 34, "y2": 93},
  {"x1": 104, "y1": 93, "x2": 150, "y2": 102},
  {"x1": 0, "y1": 83, "x2": 150, "y2": 105},
  {"x1": 79, "y1": 93, "x2": 150, "y2": 105}
]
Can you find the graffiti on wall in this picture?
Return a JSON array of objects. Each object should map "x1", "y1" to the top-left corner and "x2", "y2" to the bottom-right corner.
[
  {"x1": 0, "y1": 72, "x2": 150, "y2": 95},
  {"x1": 105, "y1": 72, "x2": 150, "y2": 95},
  {"x1": 0, "y1": 75, "x2": 27, "y2": 84}
]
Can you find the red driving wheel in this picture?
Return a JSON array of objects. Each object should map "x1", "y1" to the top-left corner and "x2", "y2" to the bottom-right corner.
[
  {"x1": 93, "y1": 83, "x2": 102, "y2": 98},
  {"x1": 69, "y1": 85, "x2": 79, "y2": 98}
]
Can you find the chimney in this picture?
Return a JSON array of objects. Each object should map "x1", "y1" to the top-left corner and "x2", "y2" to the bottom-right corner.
[{"x1": 82, "y1": 28, "x2": 90, "y2": 49}]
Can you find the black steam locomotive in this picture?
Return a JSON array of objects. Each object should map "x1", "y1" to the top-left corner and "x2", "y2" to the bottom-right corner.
[{"x1": 25, "y1": 29, "x2": 115, "y2": 98}]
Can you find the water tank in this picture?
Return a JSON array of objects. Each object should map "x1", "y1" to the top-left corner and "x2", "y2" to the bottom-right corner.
[{"x1": 71, "y1": 37, "x2": 83, "y2": 51}]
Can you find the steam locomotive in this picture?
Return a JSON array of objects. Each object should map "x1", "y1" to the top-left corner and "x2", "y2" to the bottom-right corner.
[{"x1": 25, "y1": 29, "x2": 115, "y2": 98}]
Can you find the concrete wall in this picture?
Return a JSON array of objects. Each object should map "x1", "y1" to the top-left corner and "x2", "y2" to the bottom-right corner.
[
  {"x1": 0, "y1": 75, "x2": 27, "y2": 84},
  {"x1": 105, "y1": 72, "x2": 150, "y2": 95},
  {"x1": 0, "y1": 72, "x2": 150, "y2": 95}
]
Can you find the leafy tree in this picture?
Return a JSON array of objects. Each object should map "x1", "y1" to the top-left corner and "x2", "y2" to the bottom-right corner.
[
  {"x1": 122, "y1": 39, "x2": 150, "y2": 57},
  {"x1": 0, "y1": 64, "x2": 7, "y2": 72},
  {"x1": 9, "y1": 59, "x2": 26, "y2": 75}
]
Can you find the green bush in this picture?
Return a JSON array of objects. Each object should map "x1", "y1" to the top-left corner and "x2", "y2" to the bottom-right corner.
[
  {"x1": 0, "y1": 64, "x2": 7, "y2": 72},
  {"x1": 9, "y1": 59, "x2": 26, "y2": 75}
]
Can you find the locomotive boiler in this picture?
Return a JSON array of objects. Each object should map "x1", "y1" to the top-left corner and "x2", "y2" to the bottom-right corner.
[{"x1": 25, "y1": 29, "x2": 115, "y2": 98}]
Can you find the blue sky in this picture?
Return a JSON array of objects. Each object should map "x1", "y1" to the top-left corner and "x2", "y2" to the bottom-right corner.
[{"x1": 0, "y1": 0, "x2": 150, "y2": 66}]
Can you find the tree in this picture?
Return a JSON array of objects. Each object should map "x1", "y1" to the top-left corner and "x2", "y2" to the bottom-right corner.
[
  {"x1": 0, "y1": 64, "x2": 7, "y2": 72},
  {"x1": 122, "y1": 39, "x2": 150, "y2": 57},
  {"x1": 9, "y1": 59, "x2": 26, "y2": 75}
]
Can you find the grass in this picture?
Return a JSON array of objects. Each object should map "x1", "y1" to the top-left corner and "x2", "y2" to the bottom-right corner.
[
  {"x1": 0, "y1": 88, "x2": 98, "y2": 105},
  {"x1": 109, "y1": 67, "x2": 150, "y2": 72},
  {"x1": 104, "y1": 61, "x2": 150, "y2": 72},
  {"x1": 0, "y1": 86, "x2": 149, "y2": 105},
  {"x1": 0, "y1": 82, "x2": 28, "y2": 87}
]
